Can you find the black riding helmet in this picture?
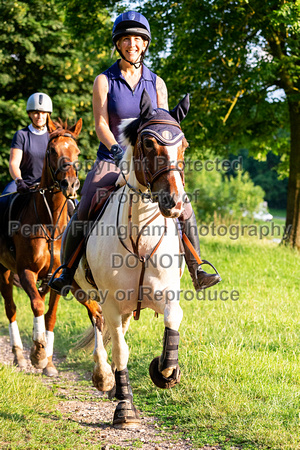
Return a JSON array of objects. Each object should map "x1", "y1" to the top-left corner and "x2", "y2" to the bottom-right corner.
[{"x1": 112, "y1": 11, "x2": 151, "y2": 69}]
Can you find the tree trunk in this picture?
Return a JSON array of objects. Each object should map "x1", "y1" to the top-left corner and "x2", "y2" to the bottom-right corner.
[{"x1": 285, "y1": 100, "x2": 300, "y2": 249}]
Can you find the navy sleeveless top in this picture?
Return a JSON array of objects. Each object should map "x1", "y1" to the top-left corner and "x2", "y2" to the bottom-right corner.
[{"x1": 97, "y1": 60, "x2": 157, "y2": 161}]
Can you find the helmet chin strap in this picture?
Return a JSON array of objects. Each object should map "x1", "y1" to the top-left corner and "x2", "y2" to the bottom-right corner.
[{"x1": 117, "y1": 48, "x2": 146, "y2": 69}]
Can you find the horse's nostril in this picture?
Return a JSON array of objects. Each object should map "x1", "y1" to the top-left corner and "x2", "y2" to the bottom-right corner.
[
  {"x1": 73, "y1": 178, "x2": 80, "y2": 191},
  {"x1": 160, "y1": 192, "x2": 176, "y2": 209},
  {"x1": 60, "y1": 179, "x2": 69, "y2": 190}
]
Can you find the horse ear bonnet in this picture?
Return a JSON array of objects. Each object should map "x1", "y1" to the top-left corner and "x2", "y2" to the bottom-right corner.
[
  {"x1": 140, "y1": 89, "x2": 154, "y2": 121},
  {"x1": 169, "y1": 94, "x2": 190, "y2": 123},
  {"x1": 138, "y1": 90, "x2": 189, "y2": 146}
]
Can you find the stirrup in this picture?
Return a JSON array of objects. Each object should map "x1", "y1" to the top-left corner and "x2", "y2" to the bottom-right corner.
[
  {"x1": 199, "y1": 259, "x2": 221, "y2": 277},
  {"x1": 48, "y1": 264, "x2": 68, "y2": 287}
]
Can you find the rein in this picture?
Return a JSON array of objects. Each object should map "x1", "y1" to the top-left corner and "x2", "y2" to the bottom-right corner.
[
  {"x1": 36, "y1": 129, "x2": 78, "y2": 291},
  {"x1": 116, "y1": 188, "x2": 167, "y2": 320}
]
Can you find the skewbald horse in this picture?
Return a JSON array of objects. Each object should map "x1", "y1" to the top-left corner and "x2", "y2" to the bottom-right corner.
[
  {"x1": 0, "y1": 117, "x2": 81, "y2": 376},
  {"x1": 73, "y1": 90, "x2": 190, "y2": 427}
]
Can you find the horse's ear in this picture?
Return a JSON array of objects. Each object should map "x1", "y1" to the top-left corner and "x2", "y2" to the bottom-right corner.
[
  {"x1": 69, "y1": 118, "x2": 82, "y2": 137},
  {"x1": 47, "y1": 115, "x2": 57, "y2": 133},
  {"x1": 140, "y1": 89, "x2": 154, "y2": 121},
  {"x1": 170, "y1": 94, "x2": 190, "y2": 123}
]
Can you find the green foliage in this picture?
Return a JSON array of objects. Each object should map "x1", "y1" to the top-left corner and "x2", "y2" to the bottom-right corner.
[
  {"x1": 0, "y1": 0, "x2": 115, "y2": 189},
  {"x1": 141, "y1": 0, "x2": 299, "y2": 159},
  {"x1": 238, "y1": 150, "x2": 288, "y2": 209},
  {"x1": 139, "y1": 0, "x2": 300, "y2": 246},
  {"x1": 185, "y1": 162, "x2": 265, "y2": 223}
]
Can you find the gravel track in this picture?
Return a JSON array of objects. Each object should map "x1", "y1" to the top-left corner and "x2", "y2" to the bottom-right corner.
[{"x1": 0, "y1": 335, "x2": 224, "y2": 450}]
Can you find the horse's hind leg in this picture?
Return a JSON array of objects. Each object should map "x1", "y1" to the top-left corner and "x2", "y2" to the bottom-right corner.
[
  {"x1": 104, "y1": 308, "x2": 140, "y2": 429},
  {"x1": 92, "y1": 320, "x2": 115, "y2": 392},
  {"x1": 0, "y1": 266, "x2": 26, "y2": 369},
  {"x1": 149, "y1": 301, "x2": 183, "y2": 389}
]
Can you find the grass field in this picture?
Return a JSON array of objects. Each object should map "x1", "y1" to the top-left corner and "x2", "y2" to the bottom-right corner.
[{"x1": 0, "y1": 217, "x2": 300, "y2": 449}]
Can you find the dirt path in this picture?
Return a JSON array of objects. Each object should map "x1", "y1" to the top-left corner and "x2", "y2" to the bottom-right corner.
[{"x1": 0, "y1": 335, "x2": 224, "y2": 450}]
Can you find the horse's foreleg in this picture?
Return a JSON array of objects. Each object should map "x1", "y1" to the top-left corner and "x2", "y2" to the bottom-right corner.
[
  {"x1": 149, "y1": 301, "x2": 183, "y2": 389},
  {"x1": 19, "y1": 269, "x2": 48, "y2": 370},
  {"x1": 43, "y1": 290, "x2": 60, "y2": 377},
  {"x1": 0, "y1": 267, "x2": 26, "y2": 369}
]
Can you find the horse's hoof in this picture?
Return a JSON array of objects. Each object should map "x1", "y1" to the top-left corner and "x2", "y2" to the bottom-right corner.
[
  {"x1": 92, "y1": 363, "x2": 115, "y2": 392},
  {"x1": 12, "y1": 346, "x2": 27, "y2": 370},
  {"x1": 30, "y1": 341, "x2": 48, "y2": 370},
  {"x1": 43, "y1": 361, "x2": 58, "y2": 377},
  {"x1": 107, "y1": 383, "x2": 116, "y2": 400},
  {"x1": 113, "y1": 400, "x2": 141, "y2": 429},
  {"x1": 149, "y1": 356, "x2": 181, "y2": 389}
]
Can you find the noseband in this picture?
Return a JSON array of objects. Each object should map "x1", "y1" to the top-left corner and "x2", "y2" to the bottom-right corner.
[{"x1": 134, "y1": 119, "x2": 185, "y2": 195}]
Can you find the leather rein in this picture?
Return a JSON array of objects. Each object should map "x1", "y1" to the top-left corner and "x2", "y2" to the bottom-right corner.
[
  {"x1": 116, "y1": 189, "x2": 167, "y2": 320},
  {"x1": 116, "y1": 118, "x2": 185, "y2": 319},
  {"x1": 35, "y1": 130, "x2": 79, "y2": 293}
]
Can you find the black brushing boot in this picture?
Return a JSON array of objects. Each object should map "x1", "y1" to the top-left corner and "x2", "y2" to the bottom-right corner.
[{"x1": 181, "y1": 211, "x2": 221, "y2": 290}]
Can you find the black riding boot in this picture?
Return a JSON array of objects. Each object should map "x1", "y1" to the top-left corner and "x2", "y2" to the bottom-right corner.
[
  {"x1": 181, "y1": 211, "x2": 221, "y2": 290},
  {"x1": 48, "y1": 211, "x2": 87, "y2": 295}
]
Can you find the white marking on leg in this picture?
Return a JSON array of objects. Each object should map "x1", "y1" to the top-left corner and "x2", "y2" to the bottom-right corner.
[
  {"x1": 9, "y1": 321, "x2": 23, "y2": 349},
  {"x1": 33, "y1": 315, "x2": 46, "y2": 342},
  {"x1": 45, "y1": 330, "x2": 54, "y2": 357}
]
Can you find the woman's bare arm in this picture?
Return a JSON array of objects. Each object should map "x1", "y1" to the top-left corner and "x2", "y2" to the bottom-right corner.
[
  {"x1": 156, "y1": 76, "x2": 169, "y2": 109},
  {"x1": 93, "y1": 74, "x2": 118, "y2": 149}
]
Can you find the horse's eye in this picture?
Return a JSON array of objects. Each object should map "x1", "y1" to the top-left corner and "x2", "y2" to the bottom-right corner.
[
  {"x1": 144, "y1": 139, "x2": 154, "y2": 150},
  {"x1": 49, "y1": 146, "x2": 57, "y2": 156}
]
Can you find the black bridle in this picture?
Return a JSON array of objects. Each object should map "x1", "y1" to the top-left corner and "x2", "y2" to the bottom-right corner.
[
  {"x1": 46, "y1": 132, "x2": 78, "y2": 186},
  {"x1": 122, "y1": 118, "x2": 185, "y2": 200}
]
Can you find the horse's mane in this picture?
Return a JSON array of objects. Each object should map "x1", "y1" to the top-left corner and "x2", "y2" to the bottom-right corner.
[
  {"x1": 119, "y1": 117, "x2": 141, "y2": 150},
  {"x1": 54, "y1": 118, "x2": 74, "y2": 131}
]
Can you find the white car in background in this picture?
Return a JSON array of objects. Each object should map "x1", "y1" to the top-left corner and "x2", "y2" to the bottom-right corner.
[
  {"x1": 253, "y1": 209, "x2": 273, "y2": 222},
  {"x1": 242, "y1": 202, "x2": 274, "y2": 222}
]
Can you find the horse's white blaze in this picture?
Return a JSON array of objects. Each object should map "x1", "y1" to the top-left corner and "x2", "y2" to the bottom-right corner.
[
  {"x1": 9, "y1": 320, "x2": 23, "y2": 349},
  {"x1": 33, "y1": 315, "x2": 46, "y2": 342}
]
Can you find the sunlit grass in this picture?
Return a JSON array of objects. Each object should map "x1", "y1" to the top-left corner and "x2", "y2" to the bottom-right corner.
[{"x1": 0, "y1": 233, "x2": 300, "y2": 449}]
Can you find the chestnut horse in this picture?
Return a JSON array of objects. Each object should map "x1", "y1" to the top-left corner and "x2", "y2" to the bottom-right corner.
[
  {"x1": 72, "y1": 90, "x2": 189, "y2": 427},
  {"x1": 0, "y1": 117, "x2": 81, "y2": 376}
]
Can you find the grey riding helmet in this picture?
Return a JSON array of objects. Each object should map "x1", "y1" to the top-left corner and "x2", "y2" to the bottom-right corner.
[{"x1": 26, "y1": 93, "x2": 53, "y2": 113}]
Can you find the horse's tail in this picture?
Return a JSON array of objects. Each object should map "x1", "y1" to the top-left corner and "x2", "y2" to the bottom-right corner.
[{"x1": 73, "y1": 322, "x2": 111, "y2": 352}]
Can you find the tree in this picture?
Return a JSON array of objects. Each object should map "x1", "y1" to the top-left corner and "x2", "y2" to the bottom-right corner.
[
  {"x1": 141, "y1": 0, "x2": 300, "y2": 249},
  {"x1": 0, "y1": 0, "x2": 114, "y2": 187}
]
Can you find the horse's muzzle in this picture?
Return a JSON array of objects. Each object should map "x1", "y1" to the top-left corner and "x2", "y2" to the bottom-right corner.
[
  {"x1": 157, "y1": 191, "x2": 183, "y2": 218},
  {"x1": 60, "y1": 177, "x2": 80, "y2": 199}
]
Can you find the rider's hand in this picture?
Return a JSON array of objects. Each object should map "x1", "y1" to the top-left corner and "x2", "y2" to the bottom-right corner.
[
  {"x1": 110, "y1": 144, "x2": 123, "y2": 167},
  {"x1": 16, "y1": 178, "x2": 30, "y2": 194}
]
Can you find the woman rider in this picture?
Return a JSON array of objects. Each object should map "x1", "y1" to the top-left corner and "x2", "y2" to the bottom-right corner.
[
  {"x1": 49, "y1": 11, "x2": 221, "y2": 294},
  {"x1": 1, "y1": 93, "x2": 52, "y2": 198}
]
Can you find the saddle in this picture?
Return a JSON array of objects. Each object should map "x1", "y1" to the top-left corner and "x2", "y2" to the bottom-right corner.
[
  {"x1": 0, "y1": 192, "x2": 31, "y2": 254},
  {"x1": 84, "y1": 183, "x2": 118, "y2": 286},
  {"x1": 88, "y1": 184, "x2": 117, "y2": 221}
]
